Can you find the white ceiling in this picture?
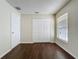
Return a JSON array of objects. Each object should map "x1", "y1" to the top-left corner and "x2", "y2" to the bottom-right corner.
[{"x1": 7, "y1": 0, "x2": 69, "y2": 14}]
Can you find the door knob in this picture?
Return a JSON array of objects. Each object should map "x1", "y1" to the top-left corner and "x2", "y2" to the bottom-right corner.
[{"x1": 12, "y1": 32, "x2": 14, "y2": 34}]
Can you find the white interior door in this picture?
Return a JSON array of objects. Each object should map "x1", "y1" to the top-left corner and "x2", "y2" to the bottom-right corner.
[
  {"x1": 32, "y1": 19, "x2": 51, "y2": 42},
  {"x1": 11, "y1": 13, "x2": 20, "y2": 48}
]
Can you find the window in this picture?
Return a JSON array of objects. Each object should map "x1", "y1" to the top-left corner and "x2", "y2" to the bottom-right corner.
[{"x1": 57, "y1": 13, "x2": 68, "y2": 43}]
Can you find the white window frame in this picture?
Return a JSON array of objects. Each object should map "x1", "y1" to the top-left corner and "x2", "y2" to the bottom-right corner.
[{"x1": 57, "y1": 13, "x2": 68, "y2": 43}]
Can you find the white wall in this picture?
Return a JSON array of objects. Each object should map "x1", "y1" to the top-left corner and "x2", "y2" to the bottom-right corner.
[
  {"x1": 21, "y1": 14, "x2": 55, "y2": 43},
  {"x1": 55, "y1": 0, "x2": 78, "y2": 58},
  {"x1": 21, "y1": 14, "x2": 32, "y2": 43},
  {"x1": 0, "y1": 0, "x2": 20, "y2": 58}
]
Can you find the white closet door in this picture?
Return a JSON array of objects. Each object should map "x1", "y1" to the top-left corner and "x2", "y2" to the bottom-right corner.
[
  {"x1": 11, "y1": 13, "x2": 20, "y2": 48},
  {"x1": 32, "y1": 19, "x2": 51, "y2": 42}
]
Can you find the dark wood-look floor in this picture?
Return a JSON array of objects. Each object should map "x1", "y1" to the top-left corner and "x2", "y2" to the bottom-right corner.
[{"x1": 1, "y1": 43, "x2": 75, "y2": 59}]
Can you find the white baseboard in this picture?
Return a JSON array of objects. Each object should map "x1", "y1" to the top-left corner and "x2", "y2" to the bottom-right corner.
[
  {"x1": 21, "y1": 42, "x2": 55, "y2": 44},
  {"x1": 21, "y1": 42, "x2": 34, "y2": 44},
  {"x1": 55, "y1": 42, "x2": 76, "y2": 59},
  {"x1": 0, "y1": 43, "x2": 20, "y2": 59},
  {"x1": 0, "y1": 48, "x2": 12, "y2": 59}
]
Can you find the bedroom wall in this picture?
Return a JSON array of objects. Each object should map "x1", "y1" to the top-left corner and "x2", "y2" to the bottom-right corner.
[
  {"x1": 55, "y1": 0, "x2": 78, "y2": 58},
  {"x1": 0, "y1": 0, "x2": 20, "y2": 58},
  {"x1": 21, "y1": 14, "x2": 55, "y2": 43}
]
